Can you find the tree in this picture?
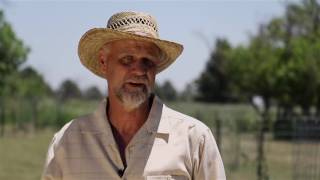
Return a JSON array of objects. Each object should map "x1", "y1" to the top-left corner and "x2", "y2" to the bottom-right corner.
[
  {"x1": 13, "y1": 67, "x2": 51, "y2": 98},
  {"x1": 1, "y1": 67, "x2": 53, "y2": 130},
  {"x1": 225, "y1": 0, "x2": 320, "y2": 115},
  {"x1": 0, "y1": 10, "x2": 29, "y2": 95},
  {"x1": 279, "y1": 0, "x2": 320, "y2": 115},
  {"x1": 161, "y1": 80, "x2": 177, "y2": 101},
  {"x1": 154, "y1": 81, "x2": 163, "y2": 98},
  {"x1": 220, "y1": 1, "x2": 320, "y2": 179},
  {"x1": 154, "y1": 80, "x2": 178, "y2": 101},
  {"x1": 83, "y1": 86, "x2": 103, "y2": 100},
  {"x1": 0, "y1": 10, "x2": 29, "y2": 136},
  {"x1": 56, "y1": 79, "x2": 82, "y2": 101},
  {"x1": 195, "y1": 1, "x2": 320, "y2": 179},
  {"x1": 196, "y1": 38, "x2": 233, "y2": 102},
  {"x1": 180, "y1": 82, "x2": 197, "y2": 102}
]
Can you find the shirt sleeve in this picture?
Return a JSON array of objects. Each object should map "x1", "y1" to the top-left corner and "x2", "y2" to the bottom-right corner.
[
  {"x1": 192, "y1": 128, "x2": 226, "y2": 180},
  {"x1": 41, "y1": 133, "x2": 63, "y2": 180},
  {"x1": 41, "y1": 121, "x2": 73, "y2": 180}
]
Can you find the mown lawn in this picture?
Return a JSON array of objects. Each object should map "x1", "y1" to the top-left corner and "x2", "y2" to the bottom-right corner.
[
  {"x1": 0, "y1": 101, "x2": 297, "y2": 180},
  {"x1": 0, "y1": 129, "x2": 55, "y2": 180},
  {"x1": 0, "y1": 130, "x2": 296, "y2": 180},
  {"x1": 223, "y1": 134, "x2": 294, "y2": 180}
]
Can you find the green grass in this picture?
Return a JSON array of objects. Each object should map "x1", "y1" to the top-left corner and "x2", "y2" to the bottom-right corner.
[
  {"x1": 223, "y1": 134, "x2": 294, "y2": 180},
  {"x1": 0, "y1": 129, "x2": 54, "y2": 180},
  {"x1": 0, "y1": 130, "x2": 296, "y2": 180},
  {"x1": 0, "y1": 100, "x2": 303, "y2": 180}
]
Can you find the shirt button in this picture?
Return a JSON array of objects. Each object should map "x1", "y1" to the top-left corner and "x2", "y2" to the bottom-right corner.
[{"x1": 117, "y1": 169, "x2": 124, "y2": 177}]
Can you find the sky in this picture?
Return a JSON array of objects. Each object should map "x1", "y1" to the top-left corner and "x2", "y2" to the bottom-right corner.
[{"x1": 1, "y1": 0, "x2": 295, "y2": 93}]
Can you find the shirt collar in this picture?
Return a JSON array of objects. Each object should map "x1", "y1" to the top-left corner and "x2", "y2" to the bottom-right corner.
[{"x1": 92, "y1": 95, "x2": 170, "y2": 136}]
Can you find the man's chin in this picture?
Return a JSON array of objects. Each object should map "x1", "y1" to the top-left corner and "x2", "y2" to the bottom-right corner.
[{"x1": 117, "y1": 90, "x2": 150, "y2": 111}]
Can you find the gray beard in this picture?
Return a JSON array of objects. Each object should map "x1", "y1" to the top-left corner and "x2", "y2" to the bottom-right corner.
[{"x1": 116, "y1": 84, "x2": 152, "y2": 111}]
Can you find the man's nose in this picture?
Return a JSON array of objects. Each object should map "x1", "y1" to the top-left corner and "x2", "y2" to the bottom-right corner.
[{"x1": 131, "y1": 61, "x2": 147, "y2": 75}]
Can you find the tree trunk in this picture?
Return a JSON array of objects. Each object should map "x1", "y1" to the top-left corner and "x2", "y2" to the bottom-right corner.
[
  {"x1": 0, "y1": 98, "x2": 4, "y2": 137},
  {"x1": 301, "y1": 105, "x2": 310, "y2": 117},
  {"x1": 316, "y1": 96, "x2": 320, "y2": 117},
  {"x1": 257, "y1": 97, "x2": 270, "y2": 180}
]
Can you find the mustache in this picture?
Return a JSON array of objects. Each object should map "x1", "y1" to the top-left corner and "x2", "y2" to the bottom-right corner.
[{"x1": 125, "y1": 76, "x2": 149, "y2": 85}]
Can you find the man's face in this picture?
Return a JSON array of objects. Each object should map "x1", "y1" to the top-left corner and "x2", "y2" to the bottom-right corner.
[{"x1": 99, "y1": 39, "x2": 162, "y2": 110}]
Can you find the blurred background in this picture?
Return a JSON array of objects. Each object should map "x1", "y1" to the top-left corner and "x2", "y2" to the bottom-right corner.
[{"x1": 0, "y1": 0, "x2": 320, "y2": 180}]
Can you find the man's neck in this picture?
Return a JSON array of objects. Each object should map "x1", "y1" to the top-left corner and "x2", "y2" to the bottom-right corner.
[
  {"x1": 106, "y1": 95, "x2": 153, "y2": 168},
  {"x1": 107, "y1": 95, "x2": 153, "y2": 141}
]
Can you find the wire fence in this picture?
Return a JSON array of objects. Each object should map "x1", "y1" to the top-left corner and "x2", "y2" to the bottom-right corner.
[
  {"x1": 0, "y1": 98, "x2": 320, "y2": 180},
  {"x1": 216, "y1": 115, "x2": 320, "y2": 180},
  {"x1": 292, "y1": 116, "x2": 320, "y2": 180}
]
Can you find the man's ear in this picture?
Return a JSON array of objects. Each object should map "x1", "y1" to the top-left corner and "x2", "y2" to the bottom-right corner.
[{"x1": 99, "y1": 49, "x2": 108, "y2": 75}]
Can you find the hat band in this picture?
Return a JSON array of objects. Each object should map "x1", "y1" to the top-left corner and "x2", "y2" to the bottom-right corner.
[{"x1": 125, "y1": 30, "x2": 156, "y2": 38}]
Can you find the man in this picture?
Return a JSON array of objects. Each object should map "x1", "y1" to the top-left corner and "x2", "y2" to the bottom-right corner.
[{"x1": 42, "y1": 11, "x2": 226, "y2": 180}]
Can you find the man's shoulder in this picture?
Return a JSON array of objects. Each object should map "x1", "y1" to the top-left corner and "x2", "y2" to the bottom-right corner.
[
  {"x1": 162, "y1": 104, "x2": 212, "y2": 136},
  {"x1": 50, "y1": 113, "x2": 95, "y2": 148},
  {"x1": 59, "y1": 113, "x2": 93, "y2": 132}
]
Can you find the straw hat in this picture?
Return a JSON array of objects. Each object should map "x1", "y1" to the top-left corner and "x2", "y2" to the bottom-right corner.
[{"x1": 78, "y1": 11, "x2": 184, "y2": 79}]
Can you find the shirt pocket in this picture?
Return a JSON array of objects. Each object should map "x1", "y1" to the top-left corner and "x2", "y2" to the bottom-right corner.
[{"x1": 145, "y1": 175, "x2": 172, "y2": 180}]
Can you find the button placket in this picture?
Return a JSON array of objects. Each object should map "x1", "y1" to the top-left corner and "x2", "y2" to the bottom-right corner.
[
  {"x1": 125, "y1": 145, "x2": 135, "y2": 164},
  {"x1": 109, "y1": 144, "x2": 124, "y2": 170}
]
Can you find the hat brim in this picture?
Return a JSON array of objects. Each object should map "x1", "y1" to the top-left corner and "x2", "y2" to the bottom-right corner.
[{"x1": 78, "y1": 28, "x2": 183, "y2": 79}]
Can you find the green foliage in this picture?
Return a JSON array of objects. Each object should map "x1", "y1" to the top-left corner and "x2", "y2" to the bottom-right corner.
[
  {"x1": 226, "y1": 26, "x2": 282, "y2": 103},
  {"x1": 275, "y1": 37, "x2": 320, "y2": 109},
  {"x1": 196, "y1": 39, "x2": 234, "y2": 102},
  {"x1": 197, "y1": 0, "x2": 320, "y2": 115},
  {"x1": 56, "y1": 79, "x2": 82, "y2": 101},
  {"x1": 0, "y1": 10, "x2": 29, "y2": 94},
  {"x1": 0, "y1": 10, "x2": 30, "y2": 134},
  {"x1": 179, "y1": 82, "x2": 197, "y2": 102},
  {"x1": 4, "y1": 67, "x2": 52, "y2": 98},
  {"x1": 83, "y1": 86, "x2": 103, "y2": 100},
  {"x1": 155, "y1": 80, "x2": 178, "y2": 101}
]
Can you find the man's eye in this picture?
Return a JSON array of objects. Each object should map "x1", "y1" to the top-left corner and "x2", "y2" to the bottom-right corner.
[
  {"x1": 142, "y1": 58, "x2": 156, "y2": 68},
  {"x1": 119, "y1": 56, "x2": 133, "y2": 65}
]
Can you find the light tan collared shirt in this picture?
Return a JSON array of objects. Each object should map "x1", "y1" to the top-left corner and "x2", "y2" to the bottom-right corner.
[{"x1": 42, "y1": 96, "x2": 226, "y2": 180}]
